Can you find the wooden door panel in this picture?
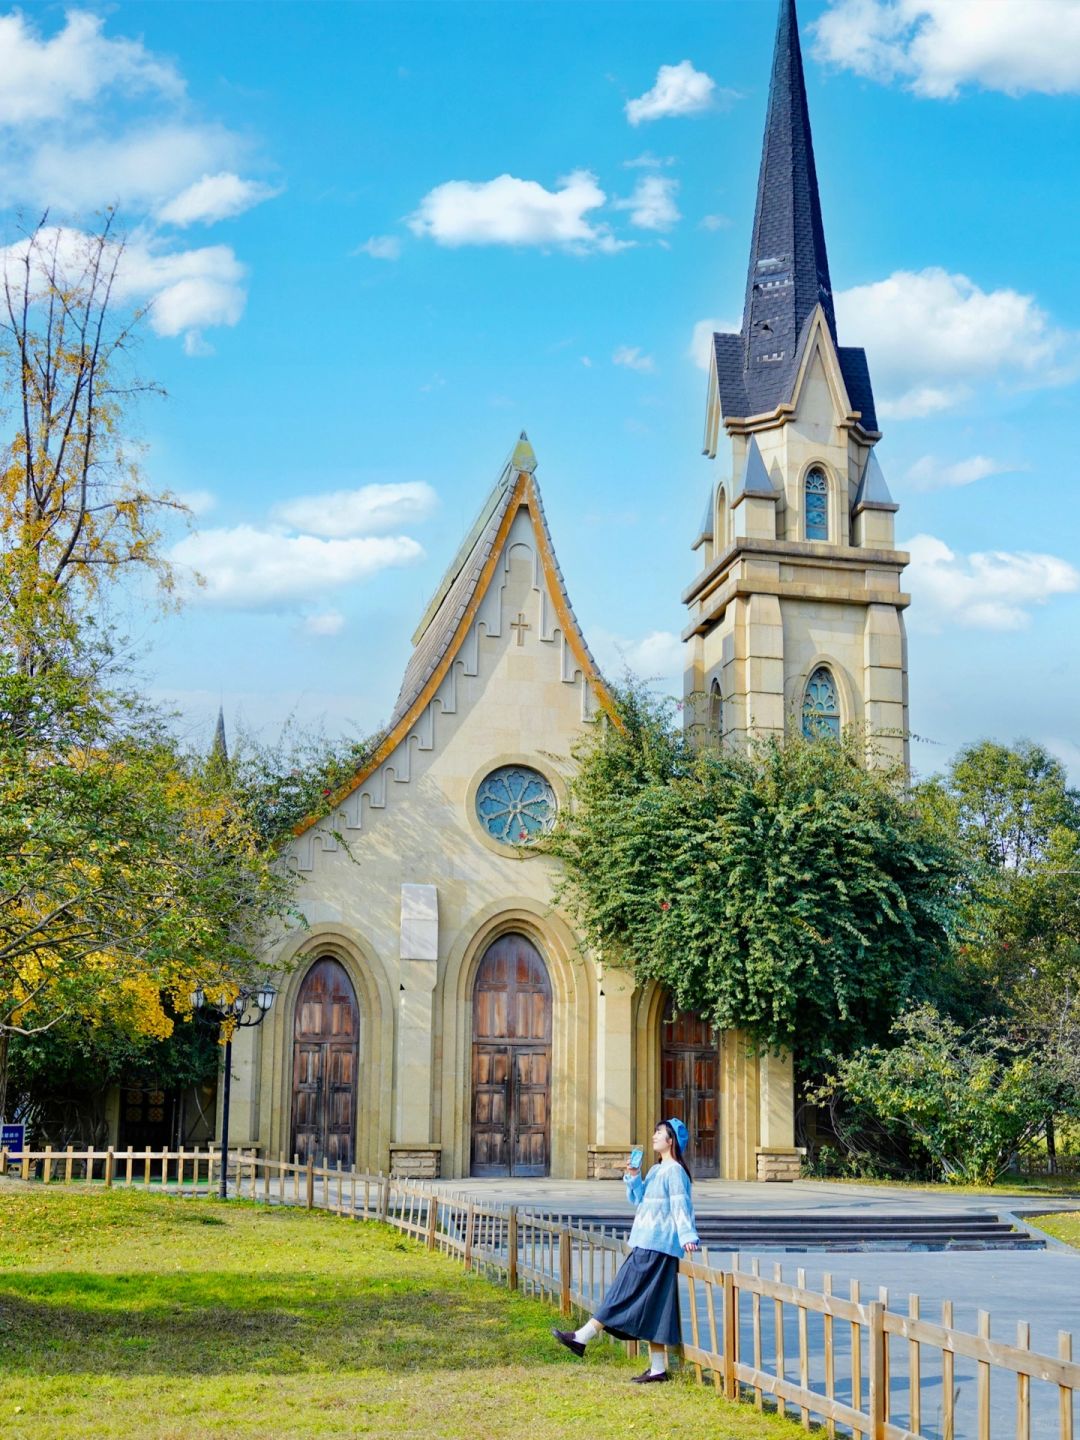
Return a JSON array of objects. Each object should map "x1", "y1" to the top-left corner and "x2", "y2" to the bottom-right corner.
[
  {"x1": 661, "y1": 1007, "x2": 720, "y2": 1179},
  {"x1": 470, "y1": 935, "x2": 552, "y2": 1177},
  {"x1": 290, "y1": 958, "x2": 359, "y2": 1169}
]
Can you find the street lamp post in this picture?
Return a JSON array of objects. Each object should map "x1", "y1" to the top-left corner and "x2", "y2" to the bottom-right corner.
[{"x1": 191, "y1": 983, "x2": 277, "y2": 1199}]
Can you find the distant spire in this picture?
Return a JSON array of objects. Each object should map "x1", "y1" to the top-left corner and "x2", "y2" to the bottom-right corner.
[
  {"x1": 211, "y1": 705, "x2": 229, "y2": 766},
  {"x1": 741, "y1": 0, "x2": 835, "y2": 402}
]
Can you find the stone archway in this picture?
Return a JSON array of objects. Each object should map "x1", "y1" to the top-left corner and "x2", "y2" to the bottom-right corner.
[{"x1": 470, "y1": 932, "x2": 552, "y2": 1177}]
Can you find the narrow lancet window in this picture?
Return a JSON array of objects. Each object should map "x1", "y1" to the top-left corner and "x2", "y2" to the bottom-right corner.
[
  {"x1": 710, "y1": 679, "x2": 723, "y2": 737},
  {"x1": 802, "y1": 666, "x2": 841, "y2": 739},
  {"x1": 805, "y1": 469, "x2": 828, "y2": 541}
]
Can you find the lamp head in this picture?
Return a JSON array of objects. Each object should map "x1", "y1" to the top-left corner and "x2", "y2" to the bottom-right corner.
[
  {"x1": 190, "y1": 986, "x2": 205, "y2": 1011},
  {"x1": 255, "y1": 983, "x2": 277, "y2": 1013}
]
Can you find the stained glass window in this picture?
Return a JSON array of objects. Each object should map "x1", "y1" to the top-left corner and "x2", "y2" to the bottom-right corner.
[
  {"x1": 476, "y1": 766, "x2": 557, "y2": 845},
  {"x1": 805, "y1": 468, "x2": 828, "y2": 541},
  {"x1": 802, "y1": 666, "x2": 841, "y2": 739}
]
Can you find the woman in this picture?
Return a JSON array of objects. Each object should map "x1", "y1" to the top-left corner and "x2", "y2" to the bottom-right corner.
[{"x1": 552, "y1": 1117, "x2": 700, "y2": 1383}]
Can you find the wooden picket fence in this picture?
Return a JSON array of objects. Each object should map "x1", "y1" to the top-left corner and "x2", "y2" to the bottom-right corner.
[{"x1": 3, "y1": 1146, "x2": 1078, "y2": 1440}]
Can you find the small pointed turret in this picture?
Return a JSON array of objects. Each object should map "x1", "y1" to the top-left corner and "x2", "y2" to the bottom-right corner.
[{"x1": 510, "y1": 431, "x2": 537, "y2": 475}]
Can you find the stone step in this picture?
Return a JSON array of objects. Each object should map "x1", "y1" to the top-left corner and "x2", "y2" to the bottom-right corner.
[{"x1": 548, "y1": 1211, "x2": 1045, "y2": 1253}]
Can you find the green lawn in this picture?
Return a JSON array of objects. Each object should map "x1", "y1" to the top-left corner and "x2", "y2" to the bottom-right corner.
[
  {"x1": 0, "y1": 1183, "x2": 799, "y2": 1439},
  {"x1": 1024, "y1": 1211, "x2": 1080, "y2": 1248}
]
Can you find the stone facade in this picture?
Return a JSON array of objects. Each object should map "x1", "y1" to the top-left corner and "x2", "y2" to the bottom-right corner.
[{"x1": 221, "y1": 445, "x2": 795, "y2": 1183}]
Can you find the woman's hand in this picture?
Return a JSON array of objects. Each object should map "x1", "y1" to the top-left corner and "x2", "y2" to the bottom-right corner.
[
  {"x1": 684, "y1": 1241, "x2": 700, "y2": 1253},
  {"x1": 624, "y1": 1165, "x2": 640, "y2": 1177}
]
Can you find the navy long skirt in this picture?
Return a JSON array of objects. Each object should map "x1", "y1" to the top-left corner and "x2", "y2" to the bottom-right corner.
[{"x1": 593, "y1": 1246, "x2": 681, "y2": 1346}]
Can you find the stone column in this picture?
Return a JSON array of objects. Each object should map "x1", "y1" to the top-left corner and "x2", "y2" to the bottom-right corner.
[
  {"x1": 589, "y1": 965, "x2": 634, "y2": 1178},
  {"x1": 393, "y1": 884, "x2": 442, "y2": 1179},
  {"x1": 756, "y1": 1049, "x2": 802, "y2": 1182}
]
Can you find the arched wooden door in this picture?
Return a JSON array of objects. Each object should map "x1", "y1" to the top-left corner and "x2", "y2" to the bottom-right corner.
[
  {"x1": 661, "y1": 1007, "x2": 720, "y2": 1178},
  {"x1": 470, "y1": 933, "x2": 552, "y2": 1177},
  {"x1": 290, "y1": 957, "x2": 359, "y2": 1168}
]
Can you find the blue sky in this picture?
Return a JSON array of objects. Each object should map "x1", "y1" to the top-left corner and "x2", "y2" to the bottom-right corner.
[{"x1": 4, "y1": 0, "x2": 1080, "y2": 777}]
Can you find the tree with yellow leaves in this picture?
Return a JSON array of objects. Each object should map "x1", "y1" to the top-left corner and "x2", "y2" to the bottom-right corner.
[
  {"x1": 0, "y1": 212, "x2": 182, "y2": 671},
  {"x1": 0, "y1": 645, "x2": 298, "y2": 1126}
]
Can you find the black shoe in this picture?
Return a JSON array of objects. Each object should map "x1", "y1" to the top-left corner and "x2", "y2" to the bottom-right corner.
[
  {"x1": 551, "y1": 1328, "x2": 586, "y2": 1358},
  {"x1": 631, "y1": 1369, "x2": 671, "y2": 1383}
]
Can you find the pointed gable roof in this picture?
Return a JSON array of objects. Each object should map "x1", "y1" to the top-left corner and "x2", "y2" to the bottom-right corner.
[
  {"x1": 709, "y1": 0, "x2": 878, "y2": 432},
  {"x1": 852, "y1": 450, "x2": 898, "y2": 512},
  {"x1": 295, "y1": 436, "x2": 615, "y2": 834}
]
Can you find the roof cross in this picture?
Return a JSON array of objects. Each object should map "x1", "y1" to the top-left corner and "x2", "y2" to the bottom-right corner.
[{"x1": 510, "y1": 611, "x2": 531, "y2": 646}]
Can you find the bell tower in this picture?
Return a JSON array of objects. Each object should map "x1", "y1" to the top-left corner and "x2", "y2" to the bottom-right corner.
[{"x1": 685, "y1": 0, "x2": 909, "y2": 768}]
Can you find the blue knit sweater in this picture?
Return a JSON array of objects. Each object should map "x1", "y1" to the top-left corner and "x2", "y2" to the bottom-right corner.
[{"x1": 624, "y1": 1160, "x2": 700, "y2": 1257}]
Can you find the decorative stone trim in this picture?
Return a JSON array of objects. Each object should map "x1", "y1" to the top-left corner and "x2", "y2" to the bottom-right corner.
[
  {"x1": 588, "y1": 1145, "x2": 632, "y2": 1180},
  {"x1": 389, "y1": 1144, "x2": 441, "y2": 1180},
  {"x1": 756, "y1": 1146, "x2": 805, "y2": 1183}
]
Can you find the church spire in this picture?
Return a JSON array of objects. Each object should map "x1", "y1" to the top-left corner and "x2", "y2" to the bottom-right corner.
[
  {"x1": 716, "y1": 0, "x2": 841, "y2": 421},
  {"x1": 211, "y1": 705, "x2": 229, "y2": 766}
]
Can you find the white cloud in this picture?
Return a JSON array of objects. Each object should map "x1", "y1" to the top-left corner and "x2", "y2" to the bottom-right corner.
[
  {"x1": 0, "y1": 11, "x2": 181, "y2": 125},
  {"x1": 905, "y1": 533, "x2": 1080, "y2": 631},
  {"x1": 904, "y1": 455, "x2": 1015, "y2": 491},
  {"x1": 614, "y1": 175, "x2": 681, "y2": 231},
  {"x1": 176, "y1": 489, "x2": 217, "y2": 516},
  {"x1": 301, "y1": 609, "x2": 346, "y2": 637},
  {"x1": 0, "y1": 226, "x2": 248, "y2": 348},
  {"x1": 355, "y1": 235, "x2": 402, "y2": 261},
  {"x1": 271, "y1": 482, "x2": 438, "y2": 538},
  {"x1": 626, "y1": 61, "x2": 721, "y2": 124},
  {"x1": 613, "y1": 346, "x2": 656, "y2": 373},
  {"x1": 12, "y1": 123, "x2": 242, "y2": 213},
  {"x1": 170, "y1": 527, "x2": 424, "y2": 607},
  {"x1": 592, "y1": 628, "x2": 684, "y2": 689},
  {"x1": 158, "y1": 172, "x2": 280, "y2": 227},
  {"x1": 833, "y1": 267, "x2": 1075, "y2": 418},
  {"x1": 813, "y1": 0, "x2": 1080, "y2": 99},
  {"x1": 700, "y1": 213, "x2": 733, "y2": 231},
  {"x1": 688, "y1": 316, "x2": 741, "y2": 370},
  {"x1": 623, "y1": 151, "x2": 676, "y2": 169},
  {"x1": 408, "y1": 170, "x2": 623, "y2": 253}
]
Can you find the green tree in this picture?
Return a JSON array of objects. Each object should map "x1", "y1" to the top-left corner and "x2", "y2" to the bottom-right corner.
[
  {"x1": 547, "y1": 684, "x2": 961, "y2": 1072},
  {"x1": 0, "y1": 645, "x2": 298, "y2": 1122},
  {"x1": 817, "y1": 1005, "x2": 1061, "y2": 1185},
  {"x1": 918, "y1": 739, "x2": 1080, "y2": 1162}
]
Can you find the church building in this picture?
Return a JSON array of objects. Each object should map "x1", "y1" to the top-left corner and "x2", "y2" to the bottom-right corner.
[{"x1": 225, "y1": 0, "x2": 910, "y2": 1183}]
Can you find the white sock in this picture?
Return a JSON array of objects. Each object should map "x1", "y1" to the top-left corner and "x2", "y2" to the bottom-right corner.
[
  {"x1": 649, "y1": 1344, "x2": 668, "y2": 1375},
  {"x1": 573, "y1": 1319, "x2": 601, "y2": 1344}
]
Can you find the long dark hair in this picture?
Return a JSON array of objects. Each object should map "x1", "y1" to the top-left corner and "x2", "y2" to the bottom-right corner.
[{"x1": 659, "y1": 1121, "x2": 693, "y2": 1184}]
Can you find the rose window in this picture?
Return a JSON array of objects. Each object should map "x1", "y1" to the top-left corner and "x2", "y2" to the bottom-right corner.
[{"x1": 475, "y1": 766, "x2": 557, "y2": 845}]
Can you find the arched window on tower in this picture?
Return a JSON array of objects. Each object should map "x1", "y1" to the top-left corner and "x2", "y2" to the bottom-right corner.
[
  {"x1": 805, "y1": 468, "x2": 828, "y2": 541},
  {"x1": 802, "y1": 666, "x2": 841, "y2": 739},
  {"x1": 710, "y1": 678, "x2": 723, "y2": 738},
  {"x1": 715, "y1": 486, "x2": 728, "y2": 550}
]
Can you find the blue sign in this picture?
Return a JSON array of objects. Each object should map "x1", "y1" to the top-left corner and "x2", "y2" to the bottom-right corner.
[{"x1": 1, "y1": 1124, "x2": 24, "y2": 1156}]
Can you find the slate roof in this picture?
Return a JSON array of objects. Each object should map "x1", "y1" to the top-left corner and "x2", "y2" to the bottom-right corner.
[
  {"x1": 389, "y1": 457, "x2": 519, "y2": 730},
  {"x1": 853, "y1": 450, "x2": 897, "y2": 511},
  {"x1": 712, "y1": 0, "x2": 878, "y2": 431},
  {"x1": 388, "y1": 433, "x2": 605, "y2": 732}
]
